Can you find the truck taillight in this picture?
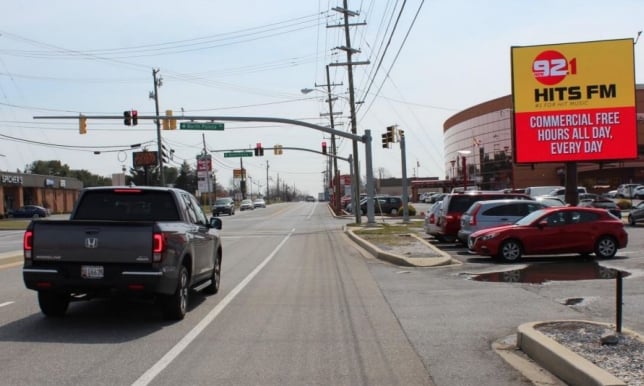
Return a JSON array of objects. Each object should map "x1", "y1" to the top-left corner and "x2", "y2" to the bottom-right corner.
[
  {"x1": 152, "y1": 232, "x2": 165, "y2": 262},
  {"x1": 23, "y1": 230, "x2": 33, "y2": 259}
]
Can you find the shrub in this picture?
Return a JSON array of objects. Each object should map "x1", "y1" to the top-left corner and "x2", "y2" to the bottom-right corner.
[
  {"x1": 398, "y1": 204, "x2": 416, "y2": 216},
  {"x1": 616, "y1": 199, "x2": 632, "y2": 210}
]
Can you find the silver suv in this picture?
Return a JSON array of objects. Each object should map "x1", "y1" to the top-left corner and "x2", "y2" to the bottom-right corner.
[{"x1": 457, "y1": 199, "x2": 547, "y2": 243}]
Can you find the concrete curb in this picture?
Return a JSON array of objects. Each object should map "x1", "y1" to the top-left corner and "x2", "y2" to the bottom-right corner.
[
  {"x1": 516, "y1": 320, "x2": 642, "y2": 386},
  {"x1": 344, "y1": 227, "x2": 456, "y2": 267}
]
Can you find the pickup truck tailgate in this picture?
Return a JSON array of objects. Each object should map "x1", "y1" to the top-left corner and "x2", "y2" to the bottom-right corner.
[{"x1": 31, "y1": 221, "x2": 155, "y2": 264}]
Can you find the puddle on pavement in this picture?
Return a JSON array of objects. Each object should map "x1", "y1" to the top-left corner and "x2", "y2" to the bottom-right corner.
[{"x1": 471, "y1": 262, "x2": 630, "y2": 284}]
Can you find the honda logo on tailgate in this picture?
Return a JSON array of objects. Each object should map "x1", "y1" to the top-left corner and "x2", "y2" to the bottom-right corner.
[{"x1": 85, "y1": 237, "x2": 99, "y2": 249}]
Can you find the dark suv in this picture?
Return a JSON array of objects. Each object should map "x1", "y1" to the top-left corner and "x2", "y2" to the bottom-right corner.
[
  {"x1": 359, "y1": 195, "x2": 403, "y2": 215},
  {"x1": 437, "y1": 191, "x2": 531, "y2": 242},
  {"x1": 212, "y1": 197, "x2": 235, "y2": 216}
]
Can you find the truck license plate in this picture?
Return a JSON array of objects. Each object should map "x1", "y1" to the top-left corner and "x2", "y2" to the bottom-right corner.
[{"x1": 81, "y1": 265, "x2": 104, "y2": 279}]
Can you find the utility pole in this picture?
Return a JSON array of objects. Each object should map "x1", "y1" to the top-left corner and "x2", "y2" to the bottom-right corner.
[
  {"x1": 201, "y1": 133, "x2": 212, "y2": 209},
  {"x1": 318, "y1": 65, "x2": 343, "y2": 214},
  {"x1": 330, "y1": 1, "x2": 369, "y2": 224},
  {"x1": 151, "y1": 68, "x2": 165, "y2": 187},
  {"x1": 266, "y1": 161, "x2": 270, "y2": 202}
]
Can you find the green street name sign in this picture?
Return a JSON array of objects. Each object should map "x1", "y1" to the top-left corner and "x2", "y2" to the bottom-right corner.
[
  {"x1": 224, "y1": 151, "x2": 253, "y2": 158},
  {"x1": 180, "y1": 122, "x2": 224, "y2": 130}
]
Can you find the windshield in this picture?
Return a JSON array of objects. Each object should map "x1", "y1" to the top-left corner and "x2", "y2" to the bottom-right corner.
[
  {"x1": 514, "y1": 208, "x2": 548, "y2": 225},
  {"x1": 215, "y1": 198, "x2": 231, "y2": 205}
]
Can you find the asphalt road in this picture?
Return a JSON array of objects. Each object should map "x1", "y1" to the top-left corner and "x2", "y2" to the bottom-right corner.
[
  {"x1": 1, "y1": 202, "x2": 642, "y2": 385},
  {"x1": 0, "y1": 202, "x2": 431, "y2": 385}
]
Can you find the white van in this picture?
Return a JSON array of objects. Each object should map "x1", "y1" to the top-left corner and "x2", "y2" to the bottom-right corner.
[{"x1": 524, "y1": 186, "x2": 563, "y2": 198}]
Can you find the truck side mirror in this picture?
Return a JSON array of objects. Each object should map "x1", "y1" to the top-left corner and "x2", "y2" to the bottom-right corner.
[{"x1": 210, "y1": 217, "x2": 222, "y2": 230}]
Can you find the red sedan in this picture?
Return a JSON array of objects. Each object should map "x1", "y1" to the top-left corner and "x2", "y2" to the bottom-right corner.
[{"x1": 468, "y1": 207, "x2": 628, "y2": 262}]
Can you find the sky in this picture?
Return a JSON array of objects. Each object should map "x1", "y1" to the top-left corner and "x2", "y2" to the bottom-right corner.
[{"x1": 1, "y1": 0, "x2": 643, "y2": 196}]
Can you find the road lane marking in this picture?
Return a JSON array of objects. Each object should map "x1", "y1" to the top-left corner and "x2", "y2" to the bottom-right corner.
[
  {"x1": 132, "y1": 228, "x2": 295, "y2": 386},
  {"x1": 0, "y1": 301, "x2": 14, "y2": 308}
]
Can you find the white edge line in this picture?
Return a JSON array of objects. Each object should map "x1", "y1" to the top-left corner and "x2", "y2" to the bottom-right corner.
[
  {"x1": 0, "y1": 301, "x2": 14, "y2": 308},
  {"x1": 132, "y1": 228, "x2": 295, "y2": 386}
]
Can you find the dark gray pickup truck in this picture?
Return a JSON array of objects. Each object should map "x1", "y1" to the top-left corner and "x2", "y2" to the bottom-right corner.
[{"x1": 23, "y1": 186, "x2": 223, "y2": 320}]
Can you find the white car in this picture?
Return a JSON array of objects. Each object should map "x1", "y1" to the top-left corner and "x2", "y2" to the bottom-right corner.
[{"x1": 423, "y1": 201, "x2": 444, "y2": 241}]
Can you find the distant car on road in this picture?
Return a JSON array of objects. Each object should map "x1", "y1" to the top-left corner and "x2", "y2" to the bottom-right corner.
[
  {"x1": 627, "y1": 201, "x2": 644, "y2": 226},
  {"x1": 7, "y1": 205, "x2": 50, "y2": 218},
  {"x1": 253, "y1": 198, "x2": 266, "y2": 208},
  {"x1": 239, "y1": 199, "x2": 254, "y2": 211},
  {"x1": 212, "y1": 197, "x2": 235, "y2": 216},
  {"x1": 305, "y1": 196, "x2": 316, "y2": 202},
  {"x1": 468, "y1": 206, "x2": 628, "y2": 262}
]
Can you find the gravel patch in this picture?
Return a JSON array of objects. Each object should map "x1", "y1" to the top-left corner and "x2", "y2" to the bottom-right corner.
[{"x1": 537, "y1": 321, "x2": 644, "y2": 385}]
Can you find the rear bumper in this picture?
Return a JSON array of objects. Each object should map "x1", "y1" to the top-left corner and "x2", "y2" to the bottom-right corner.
[{"x1": 23, "y1": 262, "x2": 179, "y2": 295}]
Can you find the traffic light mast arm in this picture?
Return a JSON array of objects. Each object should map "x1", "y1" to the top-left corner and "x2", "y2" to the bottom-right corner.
[
  {"x1": 34, "y1": 115, "x2": 365, "y2": 143},
  {"x1": 210, "y1": 146, "x2": 350, "y2": 162}
]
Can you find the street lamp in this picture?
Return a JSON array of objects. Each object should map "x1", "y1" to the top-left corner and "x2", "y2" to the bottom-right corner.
[{"x1": 457, "y1": 150, "x2": 472, "y2": 190}]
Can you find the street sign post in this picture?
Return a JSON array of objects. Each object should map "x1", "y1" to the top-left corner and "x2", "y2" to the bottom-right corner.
[
  {"x1": 180, "y1": 122, "x2": 224, "y2": 130},
  {"x1": 224, "y1": 151, "x2": 253, "y2": 158}
]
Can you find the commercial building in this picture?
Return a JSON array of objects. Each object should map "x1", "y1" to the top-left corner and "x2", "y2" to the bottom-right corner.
[
  {"x1": 1, "y1": 172, "x2": 82, "y2": 216},
  {"x1": 441, "y1": 85, "x2": 644, "y2": 193}
]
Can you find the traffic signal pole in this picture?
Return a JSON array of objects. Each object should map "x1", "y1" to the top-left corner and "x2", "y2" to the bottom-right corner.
[{"x1": 33, "y1": 114, "x2": 377, "y2": 225}]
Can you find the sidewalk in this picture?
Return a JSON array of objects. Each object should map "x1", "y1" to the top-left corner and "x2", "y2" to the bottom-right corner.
[{"x1": 344, "y1": 224, "x2": 643, "y2": 386}]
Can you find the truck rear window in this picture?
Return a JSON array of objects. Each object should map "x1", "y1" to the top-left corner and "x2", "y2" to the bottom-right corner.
[{"x1": 74, "y1": 190, "x2": 180, "y2": 221}]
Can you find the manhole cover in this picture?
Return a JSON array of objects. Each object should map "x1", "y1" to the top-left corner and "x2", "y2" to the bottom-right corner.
[{"x1": 470, "y1": 262, "x2": 629, "y2": 284}]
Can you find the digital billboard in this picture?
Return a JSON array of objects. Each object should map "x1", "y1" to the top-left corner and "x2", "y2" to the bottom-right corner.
[{"x1": 511, "y1": 39, "x2": 636, "y2": 163}]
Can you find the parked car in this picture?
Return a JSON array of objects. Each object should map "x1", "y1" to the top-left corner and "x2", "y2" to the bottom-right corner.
[
  {"x1": 616, "y1": 183, "x2": 644, "y2": 198},
  {"x1": 632, "y1": 186, "x2": 644, "y2": 199},
  {"x1": 359, "y1": 196, "x2": 403, "y2": 215},
  {"x1": 533, "y1": 196, "x2": 567, "y2": 207},
  {"x1": 7, "y1": 205, "x2": 50, "y2": 218},
  {"x1": 577, "y1": 197, "x2": 622, "y2": 218},
  {"x1": 253, "y1": 198, "x2": 266, "y2": 208},
  {"x1": 457, "y1": 199, "x2": 547, "y2": 243},
  {"x1": 437, "y1": 191, "x2": 531, "y2": 243},
  {"x1": 239, "y1": 199, "x2": 254, "y2": 211},
  {"x1": 428, "y1": 193, "x2": 446, "y2": 203},
  {"x1": 547, "y1": 187, "x2": 588, "y2": 202},
  {"x1": 524, "y1": 186, "x2": 564, "y2": 198},
  {"x1": 627, "y1": 201, "x2": 644, "y2": 226},
  {"x1": 423, "y1": 201, "x2": 444, "y2": 241},
  {"x1": 468, "y1": 207, "x2": 628, "y2": 262},
  {"x1": 212, "y1": 197, "x2": 235, "y2": 216}
]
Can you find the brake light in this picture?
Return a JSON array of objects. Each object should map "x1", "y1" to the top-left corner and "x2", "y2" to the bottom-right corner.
[
  {"x1": 152, "y1": 232, "x2": 165, "y2": 262},
  {"x1": 23, "y1": 230, "x2": 33, "y2": 259},
  {"x1": 469, "y1": 205, "x2": 481, "y2": 226},
  {"x1": 429, "y1": 213, "x2": 435, "y2": 224},
  {"x1": 113, "y1": 189, "x2": 142, "y2": 193}
]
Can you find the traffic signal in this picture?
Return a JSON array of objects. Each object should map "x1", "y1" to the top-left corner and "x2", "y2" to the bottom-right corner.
[
  {"x1": 79, "y1": 115, "x2": 87, "y2": 134},
  {"x1": 274, "y1": 145, "x2": 284, "y2": 155},
  {"x1": 254, "y1": 142, "x2": 264, "y2": 156},
  {"x1": 123, "y1": 110, "x2": 132, "y2": 126},
  {"x1": 386, "y1": 125, "x2": 395, "y2": 143},
  {"x1": 163, "y1": 109, "x2": 176, "y2": 130},
  {"x1": 132, "y1": 110, "x2": 138, "y2": 126},
  {"x1": 321, "y1": 141, "x2": 327, "y2": 155},
  {"x1": 381, "y1": 133, "x2": 388, "y2": 148}
]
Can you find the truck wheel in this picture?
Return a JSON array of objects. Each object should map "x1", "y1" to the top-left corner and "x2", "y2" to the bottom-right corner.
[
  {"x1": 163, "y1": 265, "x2": 189, "y2": 320},
  {"x1": 38, "y1": 291, "x2": 69, "y2": 317},
  {"x1": 203, "y1": 255, "x2": 221, "y2": 295}
]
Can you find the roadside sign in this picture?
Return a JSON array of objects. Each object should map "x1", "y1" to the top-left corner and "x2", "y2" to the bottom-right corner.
[
  {"x1": 224, "y1": 151, "x2": 253, "y2": 158},
  {"x1": 180, "y1": 122, "x2": 224, "y2": 130}
]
